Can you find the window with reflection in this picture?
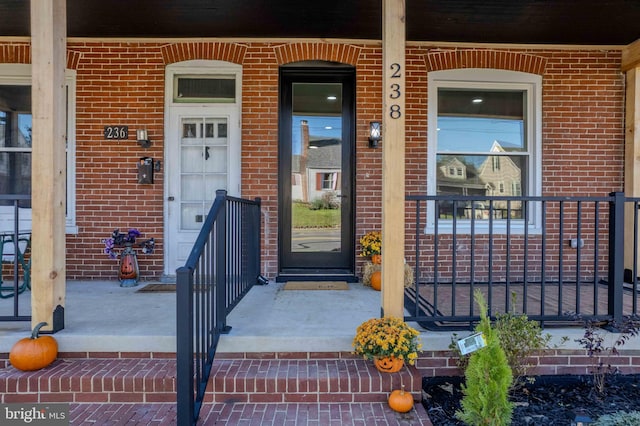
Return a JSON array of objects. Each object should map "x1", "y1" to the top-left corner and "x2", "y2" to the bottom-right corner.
[
  {"x1": 0, "y1": 86, "x2": 32, "y2": 207},
  {"x1": 429, "y1": 70, "x2": 541, "y2": 223},
  {"x1": 0, "y1": 64, "x2": 76, "y2": 230}
]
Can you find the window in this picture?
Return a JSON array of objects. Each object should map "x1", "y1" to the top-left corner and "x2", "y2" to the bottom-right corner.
[
  {"x1": 173, "y1": 75, "x2": 236, "y2": 103},
  {"x1": 317, "y1": 172, "x2": 337, "y2": 190},
  {"x1": 0, "y1": 64, "x2": 77, "y2": 233},
  {"x1": 427, "y1": 69, "x2": 542, "y2": 232}
]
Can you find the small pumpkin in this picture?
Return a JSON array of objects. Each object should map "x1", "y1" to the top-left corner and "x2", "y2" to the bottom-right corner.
[
  {"x1": 370, "y1": 270, "x2": 381, "y2": 291},
  {"x1": 371, "y1": 254, "x2": 382, "y2": 265},
  {"x1": 388, "y1": 386, "x2": 414, "y2": 413},
  {"x1": 9, "y1": 322, "x2": 58, "y2": 371}
]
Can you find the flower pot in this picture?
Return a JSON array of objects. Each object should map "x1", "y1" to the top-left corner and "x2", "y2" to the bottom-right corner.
[
  {"x1": 370, "y1": 270, "x2": 381, "y2": 291},
  {"x1": 371, "y1": 254, "x2": 382, "y2": 264},
  {"x1": 374, "y1": 356, "x2": 404, "y2": 373}
]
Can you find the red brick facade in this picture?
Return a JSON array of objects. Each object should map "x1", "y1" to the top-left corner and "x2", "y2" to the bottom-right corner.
[{"x1": 0, "y1": 40, "x2": 625, "y2": 280}]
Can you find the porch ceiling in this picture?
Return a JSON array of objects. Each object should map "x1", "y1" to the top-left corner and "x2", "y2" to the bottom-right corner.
[{"x1": 2, "y1": 0, "x2": 640, "y2": 46}]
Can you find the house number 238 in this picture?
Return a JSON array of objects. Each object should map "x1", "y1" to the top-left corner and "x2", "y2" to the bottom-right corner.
[{"x1": 389, "y1": 63, "x2": 402, "y2": 119}]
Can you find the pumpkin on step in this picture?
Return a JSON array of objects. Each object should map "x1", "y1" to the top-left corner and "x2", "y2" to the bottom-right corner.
[
  {"x1": 9, "y1": 322, "x2": 58, "y2": 371},
  {"x1": 388, "y1": 386, "x2": 414, "y2": 413}
]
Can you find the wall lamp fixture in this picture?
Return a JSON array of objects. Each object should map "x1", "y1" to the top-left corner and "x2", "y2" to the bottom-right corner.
[
  {"x1": 369, "y1": 121, "x2": 382, "y2": 148},
  {"x1": 136, "y1": 129, "x2": 151, "y2": 148}
]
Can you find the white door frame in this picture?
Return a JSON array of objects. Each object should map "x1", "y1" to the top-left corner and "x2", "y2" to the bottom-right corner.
[{"x1": 163, "y1": 60, "x2": 242, "y2": 277}]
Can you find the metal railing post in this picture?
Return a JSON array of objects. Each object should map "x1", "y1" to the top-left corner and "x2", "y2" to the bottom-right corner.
[
  {"x1": 176, "y1": 266, "x2": 195, "y2": 426},
  {"x1": 254, "y1": 197, "x2": 262, "y2": 283},
  {"x1": 215, "y1": 190, "x2": 229, "y2": 333},
  {"x1": 608, "y1": 192, "x2": 625, "y2": 324}
]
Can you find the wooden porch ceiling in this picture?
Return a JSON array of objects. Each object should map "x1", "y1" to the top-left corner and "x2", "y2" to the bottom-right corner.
[{"x1": 2, "y1": 0, "x2": 640, "y2": 45}]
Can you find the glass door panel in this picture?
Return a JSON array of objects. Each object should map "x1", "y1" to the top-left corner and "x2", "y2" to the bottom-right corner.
[{"x1": 290, "y1": 82, "x2": 343, "y2": 253}]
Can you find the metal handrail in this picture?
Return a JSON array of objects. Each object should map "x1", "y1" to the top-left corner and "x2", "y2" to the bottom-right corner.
[
  {"x1": 0, "y1": 194, "x2": 32, "y2": 322},
  {"x1": 176, "y1": 190, "x2": 262, "y2": 425},
  {"x1": 404, "y1": 192, "x2": 639, "y2": 329}
]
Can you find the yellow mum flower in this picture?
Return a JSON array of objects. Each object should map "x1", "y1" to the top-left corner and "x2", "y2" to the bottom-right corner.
[{"x1": 352, "y1": 316, "x2": 423, "y2": 363}]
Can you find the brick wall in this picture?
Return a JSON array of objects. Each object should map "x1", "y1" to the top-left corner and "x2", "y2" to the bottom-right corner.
[{"x1": 0, "y1": 40, "x2": 625, "y2": 280}]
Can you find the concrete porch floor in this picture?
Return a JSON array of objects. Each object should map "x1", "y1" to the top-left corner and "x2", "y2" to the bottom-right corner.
[
  {"x1": 0, "y1": 279, "x2": 414, "y2": 354},
  {"x1": 0, "y1": 279, "x2": 601, "y2": 355}
]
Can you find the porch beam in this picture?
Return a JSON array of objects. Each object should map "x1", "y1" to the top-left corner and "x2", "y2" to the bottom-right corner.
[
  {"x1": 622, "y1": 39, "x2": 640, "y2": 72},
  {"x1": 381, "y1": 0, "x2": 406, "y2": 318},
  {"x1": 30, "y1": 0, "x2": 67, "y2": 332}
]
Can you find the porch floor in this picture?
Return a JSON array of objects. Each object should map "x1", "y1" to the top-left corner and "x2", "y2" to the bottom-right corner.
[
  {"x1": 0, "y1": 279, "x2": 405, "y2": 354},
  {"x1": 0, "y1": 279, "x2": 610, "y2": 355}
]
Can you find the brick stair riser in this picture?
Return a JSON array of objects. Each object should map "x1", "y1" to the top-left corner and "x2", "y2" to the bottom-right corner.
[
  {"x1": 0, "y1": 358, "x2": 177, "y2": 404},
  {"x1": 206, "y1": 359, "x2": 421, "y2": 404},
  {"x1": 1, "y1": 356, "x2": 421, "y2": 405}
]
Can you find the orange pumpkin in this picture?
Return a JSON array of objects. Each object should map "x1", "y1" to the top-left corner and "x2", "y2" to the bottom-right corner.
[
  {"x1": 370, "y1": 270, "x2": 381, "y2": 291},
  {"x1": 371, "y1": 254, "x2": 382, "y2": 265},
  {"x1": 9, "y1": 322, "x2": 58, "y2": 371},
  {"x1": 388, "y1": 387, "x2": 414, "y2": 413}
]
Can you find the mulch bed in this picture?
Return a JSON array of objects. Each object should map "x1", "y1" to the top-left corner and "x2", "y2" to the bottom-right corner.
[{"x1": 423, "y1": 374, "x2": 640, "y2": 425}]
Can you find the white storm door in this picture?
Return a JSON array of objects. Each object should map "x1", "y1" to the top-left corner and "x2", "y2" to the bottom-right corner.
[{"x1": 166, "y1": 111, "x2": 240, "y2": 275}]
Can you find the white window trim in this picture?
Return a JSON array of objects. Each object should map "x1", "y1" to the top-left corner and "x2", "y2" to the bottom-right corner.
[
  {"x1": 0, "y1": 64, "x2": 77, "y2": 234},
  {"x1": 426, "y1": 68, "x2": 542, "y2": 234}
]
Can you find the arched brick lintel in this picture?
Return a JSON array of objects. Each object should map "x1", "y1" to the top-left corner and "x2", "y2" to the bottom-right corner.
[
  {"x1": 0, "y1": 45, "x2": 82, "y2": 70},
  {"x1": 426, "y1": 50, "x2": 547, "y2": 75},
  {"x1": 161, "y1": 42, "x2": 248, "y2": 65},
  {"x1": 274, "y1": 43, "x2": 362, "y2": 66}
]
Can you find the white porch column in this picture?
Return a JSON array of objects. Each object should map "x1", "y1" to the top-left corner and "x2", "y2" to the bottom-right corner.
[
  {"x1": 381, "y1": 0, "x2": 406, "y2": 318},
  {"x1": 30, "y1": 0, "x2": 67, "y2": 332}
]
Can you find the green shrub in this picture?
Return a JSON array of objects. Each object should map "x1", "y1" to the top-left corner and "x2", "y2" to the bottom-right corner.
[
  {"x1": 494, "y1": 300, "x2": 554, "y2": 389},
  {"x1": 309, "y1": 192, "x2": 339, "y2": 210},
  {"x1": 455, "y1": 290, "x2": 513, "y2": 426},
  {"x1": 593, "y1": 411, "x2": 640, "y2": 426},
  {"x1": 449, "y1": 292, "x2": 561, "y2": 391}
]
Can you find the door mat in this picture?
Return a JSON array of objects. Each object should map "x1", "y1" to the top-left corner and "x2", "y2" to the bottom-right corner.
[
  {"x1": 136, "y1": 283, "x2": 176, "y2": 292},
  {"x1": 282, "y1": 281, "x2": 349, "y2": 290}
]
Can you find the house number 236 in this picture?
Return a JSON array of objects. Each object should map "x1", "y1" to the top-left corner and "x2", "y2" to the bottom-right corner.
[{"x1": 389, "y1": 63, "x2": 402, "y2": 119}]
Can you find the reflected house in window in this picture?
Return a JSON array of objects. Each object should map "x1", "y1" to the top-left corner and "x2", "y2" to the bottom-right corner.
[
  {"x1": 0, "y1": 85, "x2": 33, "y2": 204},
  {"x1": 437, "y1": 140, "x2": 522, "y2": 219},
  {"x1": 291, "y1": 119, "x2": 341, "y2": 205}
]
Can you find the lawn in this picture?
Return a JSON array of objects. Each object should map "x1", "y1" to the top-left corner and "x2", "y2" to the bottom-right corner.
[{"x1": 292, "y1": 202, "x2": 340, "y2": 228}]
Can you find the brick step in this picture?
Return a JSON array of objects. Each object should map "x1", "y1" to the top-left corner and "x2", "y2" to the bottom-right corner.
[
  {"x1": 0, "y1": 358, "x2": 177, "y2": 404},
  {"x1": 206, "y1": 358, "x2": 422, "y2": 404},
  {"x1": 1, "y1": 356, "x2": 422, "y2": 408},
  {"x1": 68, "y1": 401, "x2": 433, "y2": 425}
]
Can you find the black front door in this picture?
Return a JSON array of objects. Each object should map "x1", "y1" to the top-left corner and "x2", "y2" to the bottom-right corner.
[{"x1": 278, "y1": 66, "x2": 355, "y2": 280}]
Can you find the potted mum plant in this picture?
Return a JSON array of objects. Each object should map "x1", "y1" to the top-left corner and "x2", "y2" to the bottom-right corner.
[
  {"x1": 360, "y1": 230, "x2": 382, "y2": 264},
  {"x1": 353, "y1": 316, "x2": 422, "y2": 373}
]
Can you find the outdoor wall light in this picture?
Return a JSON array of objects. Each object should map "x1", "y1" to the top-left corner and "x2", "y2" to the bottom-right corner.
[
  {"x1": 137, "y1": 129, "x2": 151, "y2": 148},
  {"x1": 369, "y1": 121, "x2": 382, "y2": 148}
]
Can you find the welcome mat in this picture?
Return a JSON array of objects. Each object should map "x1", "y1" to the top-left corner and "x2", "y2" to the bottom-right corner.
[
  {"x1": 282, "y1": 281, "x2": 349, "y2": 290},
  {"x1": 136, "y1": 283, "x2": 176, "y2": 292}
]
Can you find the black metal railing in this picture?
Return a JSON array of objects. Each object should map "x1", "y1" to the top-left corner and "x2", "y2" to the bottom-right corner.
[
  {"x1": 176, "y1": 190, "x2": 262, "y2": 426},
  {"x1": 0, "y1": 194, "x2": 32, "y2": 322},
  {"x1": 404, "y1": 192, "x2": 640, "y2": 330}
]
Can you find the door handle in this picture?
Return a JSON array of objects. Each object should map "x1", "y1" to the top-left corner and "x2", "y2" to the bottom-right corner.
[{"x1": 167, "y1": 196, "x2": 175, "y2": 201}]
